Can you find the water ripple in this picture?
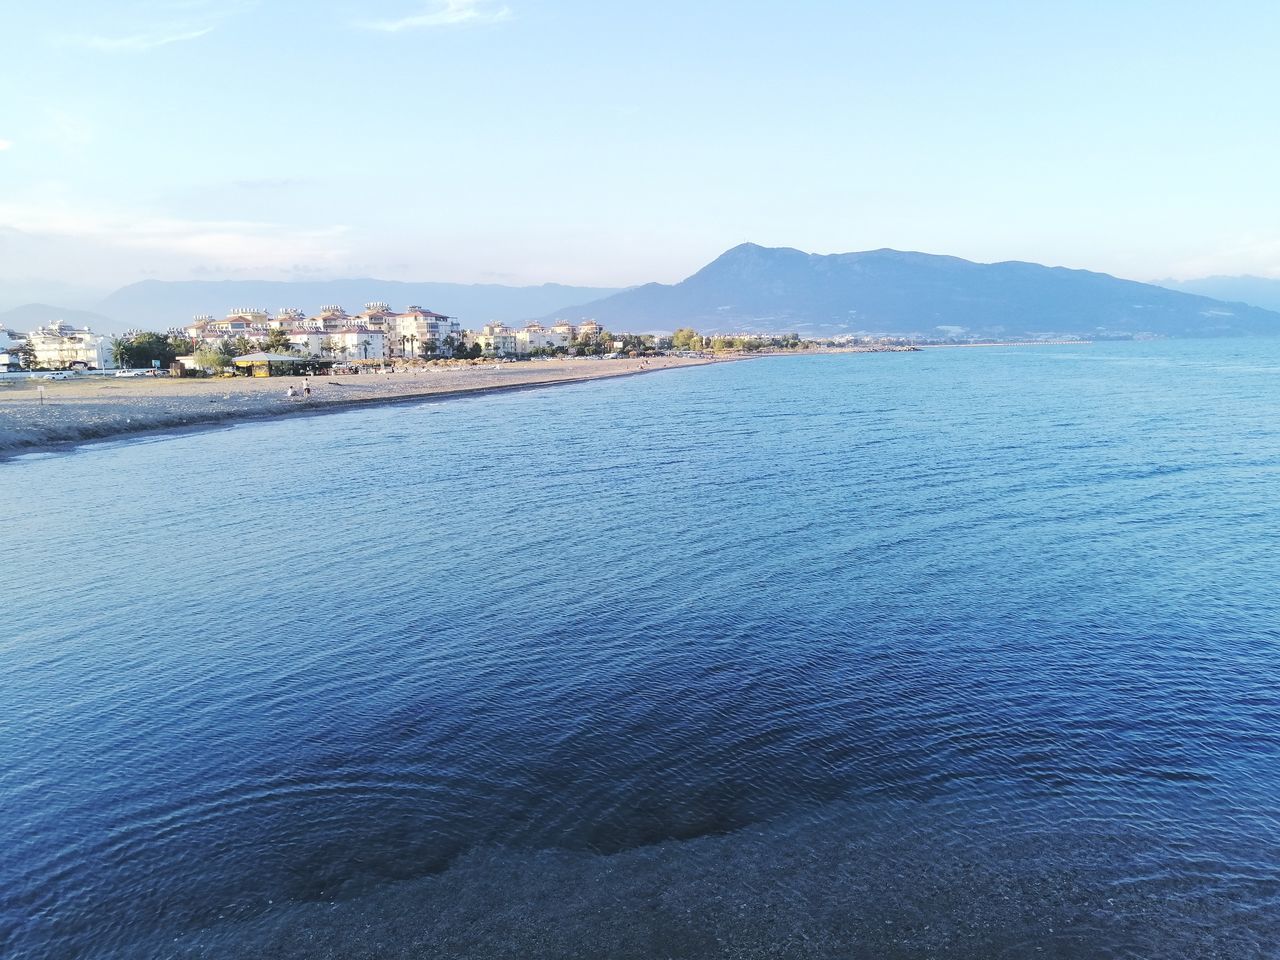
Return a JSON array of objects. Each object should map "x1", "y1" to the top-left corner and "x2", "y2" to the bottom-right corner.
[{"x1": 5, "y1": 343, "x2": 1280, "y2": 957}]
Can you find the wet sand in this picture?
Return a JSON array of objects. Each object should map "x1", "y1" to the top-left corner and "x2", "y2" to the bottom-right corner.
[{"x1": 0, "y1": 357, "x2": 718, "y2": 458}]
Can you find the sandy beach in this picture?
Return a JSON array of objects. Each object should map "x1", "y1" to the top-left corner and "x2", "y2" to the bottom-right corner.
[{"x1": 0, "y1": 356, "x2": 720, "y2": 457}]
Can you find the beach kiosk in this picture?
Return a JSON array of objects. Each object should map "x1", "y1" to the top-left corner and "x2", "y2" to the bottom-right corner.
[{"x1": 231, "y1": 352, "x2": 335, "y2": 378}]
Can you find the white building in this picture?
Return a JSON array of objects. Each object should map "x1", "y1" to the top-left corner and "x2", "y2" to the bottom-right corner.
[
  {"x1": 468, "y1": 322, "x2": 518, "y2": 357},
  {"x1": 186, "y1": 309, "x2": 270, "y2": 343},
  {"x1": 392, "y1": 306, "x2": 461, "y2": 357},
  {"x1": 311, "y1": 305, "x2": 352, "y2": 332},
  {"x1": 354, "y1": 302, "x2": 396, "y2": 330},
  {"x1": 287, "y1": 330, "x2": 328, "y2": 356},
  {"x1": 286, "y1": 327, "x2": 386, "y2": 361},
  {"x1": 182, "y1": 303, "x2": 459, "y2": 360},
  {"x1": 1, "y1": 327, "x2": 26, "y2": 370},
  {"x1": 331, "y1": 328, "x2": 385, "y2": 361},
  {"x1": 514, "y1": 323, "x2": 571, "y2": 355},
  {"x1": 26, "y1": 323, "x2": 115, "y2": 369},
  {"x1": 271, "y1": 308, "x2": 308, "y2": 330}
]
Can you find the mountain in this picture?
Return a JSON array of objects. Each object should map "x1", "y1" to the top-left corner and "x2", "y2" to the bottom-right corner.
[
  {"x1": 1156, "y1": 276, "x2": 1280, "y2": 313},
  {"x1": 543, "y1": 244, "x2": 1280, "y2": 339},
  {"x1": 97, "y1": 279, "x2": 624, "y2": 330},
  {"x1": 0, "y1": 279, "x2": 108, "y2": 316},
  {"x1": 0, "y1": 302, "x2": 117, "y2": 333}
]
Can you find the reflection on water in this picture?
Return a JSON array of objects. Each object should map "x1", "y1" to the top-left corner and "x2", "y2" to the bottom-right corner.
[{"x1": 5, "y1": 343, "x2": 1280, "y2": 958}]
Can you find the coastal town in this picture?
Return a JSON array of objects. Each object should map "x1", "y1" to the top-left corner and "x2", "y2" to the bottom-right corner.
[
  {"x1": 0, "y1": 302, "x2": 921, "y2": 456},
  {"x1": 0, "y1": 301, "x2": 898, "y2": 376}
]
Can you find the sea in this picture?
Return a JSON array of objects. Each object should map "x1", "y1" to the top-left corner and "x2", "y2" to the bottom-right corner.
[{"x1": 4, "y1": 341, "x2": 1280, "y2": 959}]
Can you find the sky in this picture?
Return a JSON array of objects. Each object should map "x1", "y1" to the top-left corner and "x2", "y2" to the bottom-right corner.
[{"x1": 2, "y1": 0, "x2": 1280, "y2": 302}]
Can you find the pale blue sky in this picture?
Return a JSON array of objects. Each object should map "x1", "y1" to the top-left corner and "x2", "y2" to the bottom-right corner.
[{"x1": 2, "y1": 0, "x2": 1279, "y2": 296}]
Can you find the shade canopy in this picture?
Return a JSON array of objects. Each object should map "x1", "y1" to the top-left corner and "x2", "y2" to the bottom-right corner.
[{"x1": 232, "y1": 352, "x2": 306, "y2": 363}]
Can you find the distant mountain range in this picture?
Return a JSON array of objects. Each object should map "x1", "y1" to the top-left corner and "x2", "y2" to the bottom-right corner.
[
  {"x1": 0, "y1": 302, "x2": 116, "y2": 332},
  {"x1": 6, "y1": 249, "x2": 1280, "y2": 340},
  {"x1": 541, "y1": 244, "x2": 1280, "y2": 339},
  {"x1": 1156, "y1": 275, "x2": 1280, "y2": 313},
  {"x1": 95, "y1": 279, "x2": 624, "y2": 332}
]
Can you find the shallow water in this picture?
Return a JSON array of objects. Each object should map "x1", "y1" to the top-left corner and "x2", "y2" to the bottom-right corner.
[{"x1": 5, "y1": 343, "x2": 1280, "y2": 958}]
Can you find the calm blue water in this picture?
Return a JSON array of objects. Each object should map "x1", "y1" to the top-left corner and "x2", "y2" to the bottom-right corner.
[{"x1": 4, "y1": 343, "x2": 1280, "y2": 958}]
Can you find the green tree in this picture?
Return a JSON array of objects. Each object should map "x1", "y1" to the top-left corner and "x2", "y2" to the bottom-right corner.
[
  {"x1": 671, "y1": 328, "x2": 701, "y2": 351},
  {"x1": 264, "y1": 328, "x2": 294, "y2": 353},
  {"x1": 125, "y1": 332, "x2": 178, "y2": 368},
  {"x1": 319, "y1": 336, "x2": 338, "y2": 357},
  {"x1": 17, "y1": 340, "x2": 38, "y2": 370},
  {"x1": 230, "y1": 335, "x2": 256, "y2": 357},
  {"x1": 617, "y1": 333, "x2": 654, "y2": 353},
  {"x1": 110, "y1": 336, "x2": 133, "y2": 369},
  {"x1": 167, "y1": 334, "x2": 196, "y2": 356},
  {"x1": 194, "y1": 342, "x2": 230, "y2": 372}
]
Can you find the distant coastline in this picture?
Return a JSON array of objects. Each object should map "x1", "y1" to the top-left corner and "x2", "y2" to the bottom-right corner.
[{"x1": 918, "y1": 340, "x2": 1093, "y2": 348}]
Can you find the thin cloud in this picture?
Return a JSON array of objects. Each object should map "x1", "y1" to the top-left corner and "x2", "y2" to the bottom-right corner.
[
  {"x1": 1169, "y1": 238, "x2": 1280, "y2": 282},
  {"x1": 0, "y1": 139, "x2": 13, "y2": 151},
  {"x1": 57, "y1": 0, "x2": 253, "y2": 53},
  {"x1": 0, "y1": 199, "x2": 351, "y2": 277},
  {"x1": 364, "y1": 0, "x2": 512, "y2": 31},
  {"x1": 65, "y1": 27, "x2": 212, "y2": 52}
]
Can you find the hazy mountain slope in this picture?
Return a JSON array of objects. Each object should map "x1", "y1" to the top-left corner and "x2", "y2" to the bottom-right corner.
[
  {"x1": 1157, "y1": 276, "x2": 1280, "y2": 313},
  {"x1": 0, "y1": 303, "x2": 118, "y2": 333},
  {"x1": 98, "y1": 279, "x2": 624, "y2": 329},
  {"x1": 545, "y1": 244, "x2": 1280, "y2": 338}
]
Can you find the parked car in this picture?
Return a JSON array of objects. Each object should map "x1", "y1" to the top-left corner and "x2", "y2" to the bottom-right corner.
[
  {"x1": 41, "y1": 371, "x2": 75, "y2": 381},
  {"x1": 114, "y1": 369, "x2": 147, "y2": 378}
]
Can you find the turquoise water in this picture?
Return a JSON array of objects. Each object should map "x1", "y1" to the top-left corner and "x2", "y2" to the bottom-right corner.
[{"x1": 4, "y1": 343, "x2": 1280, "y2": 958}]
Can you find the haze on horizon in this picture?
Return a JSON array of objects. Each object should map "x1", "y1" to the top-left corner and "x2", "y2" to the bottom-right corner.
[{"x1": 2, "y1": 0, "x2": 1279, "y2": 305}]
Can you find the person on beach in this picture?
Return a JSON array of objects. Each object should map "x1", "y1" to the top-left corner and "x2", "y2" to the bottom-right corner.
[
  {"x1": 303, "y1": 379, "x2": 311, "y2": 399},
  {"x1": 286, "y1": 386, "x2": 296, "y2": 398}
]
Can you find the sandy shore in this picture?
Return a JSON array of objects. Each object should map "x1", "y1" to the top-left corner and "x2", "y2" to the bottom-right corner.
[{"x1": 0, "y1": 356, "x2": 720, "y2": 458}]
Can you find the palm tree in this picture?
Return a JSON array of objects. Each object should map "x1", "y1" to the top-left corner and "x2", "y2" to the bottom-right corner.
[
  {"x1": 110, "y1": 336, "x2": 131, "y2": 370},
  {"x1": 360, "y1": 338, "x2": 372, "y2": 360}
]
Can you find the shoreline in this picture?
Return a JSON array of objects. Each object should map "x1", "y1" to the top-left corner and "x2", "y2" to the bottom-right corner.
[
  {"x1": 917, "y1": 340, "x2": 1093, "y2": 348},
  {"x1": 0, "y1": 357, "x2": 728, "y2": 461}
]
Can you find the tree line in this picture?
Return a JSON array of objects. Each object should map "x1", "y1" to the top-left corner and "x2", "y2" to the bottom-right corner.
[
  {"x1": 670, "y1": 328, "x2": 807, "y2": 352},
  {"x1": 110, "y1": 332, "x2": 196, "y2": 370}
]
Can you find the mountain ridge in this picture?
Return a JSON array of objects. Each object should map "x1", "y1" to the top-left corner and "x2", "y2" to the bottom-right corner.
[
  {"x1": 541, "y1": 244, "x2": 1280, "y2": 338},
  {"x1": 1156, "y1": 275, "x2": 1280, "y2": 313},
  {"x1": 0, "y1": 302, "x2": 117, "y2": 332}
]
